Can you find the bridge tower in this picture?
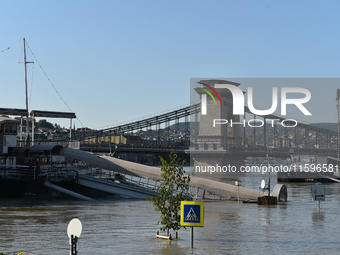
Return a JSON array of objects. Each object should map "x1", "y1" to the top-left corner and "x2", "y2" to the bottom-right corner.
[
  {"x1": 194, "y1": 79, "x2": 243, "y2": 150},
  {"x1": 191, "y1": 79, "x2": 245, "y2": 178}
]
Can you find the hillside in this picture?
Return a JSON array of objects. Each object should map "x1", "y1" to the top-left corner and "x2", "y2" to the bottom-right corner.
[{"x1": 310, "y1": 123, "x2": 338, "y2": 132}]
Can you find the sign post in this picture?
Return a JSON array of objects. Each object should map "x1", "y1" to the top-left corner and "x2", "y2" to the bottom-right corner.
[
  {"x1": 67, "y1": 218, "x2": 82, "y2": 255},
  {"x1": 311, "y1": 183, "x2": 325, "y2": 210},
  {"x1": 180, "y1": 201, "x2": 204, "y2": 249},
  {"x1": 235, "y1": 180, "x2": 242, "y2": 202}
]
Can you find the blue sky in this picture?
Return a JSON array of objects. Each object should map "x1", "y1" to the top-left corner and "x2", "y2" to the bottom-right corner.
[{"x1": 1, "y1": 1, "x2": 340, "y2": 128}]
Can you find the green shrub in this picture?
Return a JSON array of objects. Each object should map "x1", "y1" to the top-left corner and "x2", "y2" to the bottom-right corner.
[{"x1": 148, "y1": 152, "x2": 192, "y2": 236}]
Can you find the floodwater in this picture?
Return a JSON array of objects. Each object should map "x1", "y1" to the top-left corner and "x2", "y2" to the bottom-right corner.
[{"x1": 1, "y1": 176, "x2": 340, "y2": 255}]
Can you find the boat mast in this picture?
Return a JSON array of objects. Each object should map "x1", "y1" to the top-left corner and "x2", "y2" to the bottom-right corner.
[
  {"x1": 22, "y1": 38, "x2": 33, "y2": 138},
  {"x1": 23, "y1": 38, "x2": 29, "y2": 137}
]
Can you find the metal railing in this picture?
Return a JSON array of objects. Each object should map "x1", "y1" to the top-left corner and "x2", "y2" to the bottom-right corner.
[
  {"x1": 0, "y1": 165, "x2": 35, "y2": 180},
  {"x1": 0, "y1": 164, "x2": 79, "y2": 182},
  {"x1": 79, "y1": 167, "x2": 161, "y2": 193}
]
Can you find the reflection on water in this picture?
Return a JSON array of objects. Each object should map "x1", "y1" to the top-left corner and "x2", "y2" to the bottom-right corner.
[
  {"x1": 1, "y1": 177, "x2": 340, "y2": 254},
  {"x1": 312, "y1": 211, "x2": 325, "y2": 228}
]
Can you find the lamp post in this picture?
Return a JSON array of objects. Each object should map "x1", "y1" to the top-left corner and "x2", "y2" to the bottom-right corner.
[
  {"x1": 67, "y1": 218, "x2": 82, "y2": 255},
  {"x1": 235, "y1": 180, "x2": 242, "y2": 202}
]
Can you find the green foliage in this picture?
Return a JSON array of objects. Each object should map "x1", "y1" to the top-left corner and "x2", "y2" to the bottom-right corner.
[
  {"x1": 148, "y1": 151, "x2": 192, "y2": 235},
  {"x1": 37, "y1": 119, "x2": 54, "y2": 129}
]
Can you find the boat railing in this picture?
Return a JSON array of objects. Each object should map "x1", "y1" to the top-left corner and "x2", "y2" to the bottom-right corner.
[
  {"x1": 0, "y1": 165, "x2": 35, "y2": 180},
  {"x1": 17, "y1": 139, "x2": 80, "y2": 149},
  {"x1": 44, "y1": 167, "x2": 79, "y2": 183},
  {"x1": 0, "y1": 164, "x2": 81, "y2": 182},
  {"x1": 79, "y1": 167, "x2": 161, "y2": 192}
]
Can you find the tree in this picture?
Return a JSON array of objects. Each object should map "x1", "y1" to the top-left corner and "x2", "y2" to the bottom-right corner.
[
  {"x1": 37, "y1": 119, "x2": 54, "y2": 129},
  {"x1": 148, "y1": 151, "x2": 192, "y2": 236}
]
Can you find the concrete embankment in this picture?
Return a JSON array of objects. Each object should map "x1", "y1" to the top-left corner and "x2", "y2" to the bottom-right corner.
[{"x1": 100, "y1": 155, "x2": 264, "y2": 200}]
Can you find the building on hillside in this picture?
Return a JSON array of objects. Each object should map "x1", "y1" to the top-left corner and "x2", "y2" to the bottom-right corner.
[{"x1": 84, "y1": 134, "x2": 143, "y2": 145}]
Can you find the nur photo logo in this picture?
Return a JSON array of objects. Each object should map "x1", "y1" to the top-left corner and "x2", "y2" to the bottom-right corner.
[
  {"x1": 198, "y1": 82, "x2": 312, "y2": 117},
  {"x1": 197, "y1": 82, "x2": 223, "y2": 115}
]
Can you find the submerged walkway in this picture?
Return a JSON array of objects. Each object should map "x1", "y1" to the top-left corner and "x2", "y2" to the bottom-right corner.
[
  {"x1": 62, "y1": 148, "x2": 263, "y2": 200},
  {"x1": 100, "y1": 155, "x2": 264, "y2": 200}
]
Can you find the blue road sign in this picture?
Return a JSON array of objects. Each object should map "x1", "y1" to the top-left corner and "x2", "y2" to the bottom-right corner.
[{"x1": 180, "y1": 201, "x2": 204, "y2": 227}]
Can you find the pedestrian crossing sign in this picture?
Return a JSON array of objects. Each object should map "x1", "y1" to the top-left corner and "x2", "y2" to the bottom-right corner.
[{"x1": 180, "y1": 201, "x2": 204, "y2": 227}]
